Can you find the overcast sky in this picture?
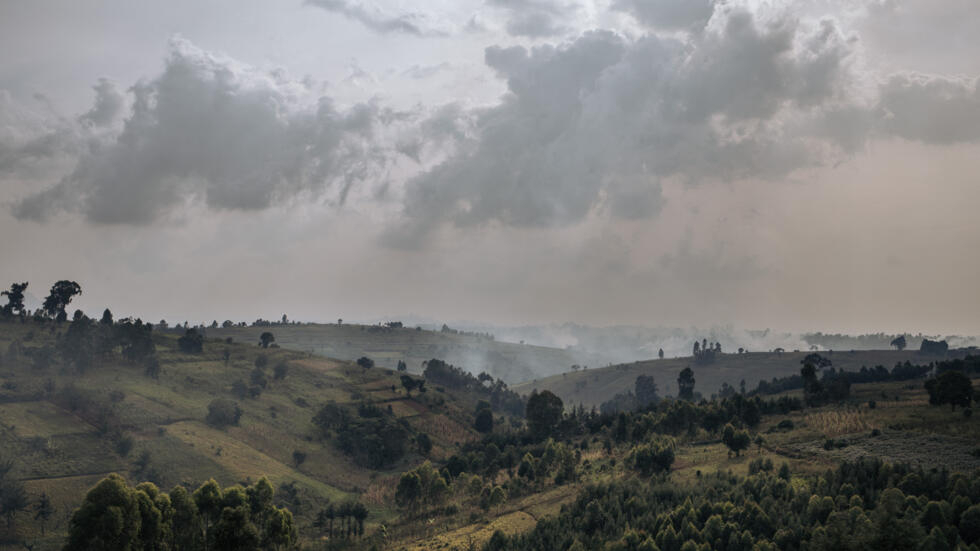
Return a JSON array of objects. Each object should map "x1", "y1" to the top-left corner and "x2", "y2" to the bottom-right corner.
[{"x1": 1, "y1": 0, "x2": 979, "y2": 335}]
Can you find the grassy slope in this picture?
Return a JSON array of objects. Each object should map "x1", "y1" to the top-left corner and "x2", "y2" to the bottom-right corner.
[
  {"x1": 0, "y1": 320, "x2": 501, "y2": 549},
  {"x1": 513, "y1": 349, "x2": 931, "y2": 408},
  {"x1": 207, "y1": 323, "x2": 586, "y2": 384}
]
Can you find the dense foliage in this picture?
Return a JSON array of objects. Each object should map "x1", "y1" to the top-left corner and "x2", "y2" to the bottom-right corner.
[
  {"x1": 64, "y1": 475, "x2": 295, "y2": 551},
  {"x1": 484, "y1": 458, "x2": 980, "y2": 551}
]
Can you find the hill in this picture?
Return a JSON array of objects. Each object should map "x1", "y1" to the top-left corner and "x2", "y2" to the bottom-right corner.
[
  {"x1": 514, "y1": 349, "x2": 942, "y2": 409},
  {"x1": 0, "y1": 317, "x2": 523, "y2": 549},
  {"x1": 205, "y1": 323, "x2": 591, "y2": 384},
  {"x1": 377, "y1": 362, "x2": 980, "y2": 551}
]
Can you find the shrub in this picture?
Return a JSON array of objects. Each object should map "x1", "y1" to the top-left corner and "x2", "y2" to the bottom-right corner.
[
  {"x1": 292, "y1": 450, "x2": 306, "y2": 466},
  {"x1": 273, "y1": 361, "x2": 289, "y2": 380},
  {"x1": 206, "y1": 399, "x2": 242, "y2": 428}
]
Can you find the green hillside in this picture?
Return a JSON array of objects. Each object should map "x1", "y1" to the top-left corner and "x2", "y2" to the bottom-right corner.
[
  {"x1": 0, "y1": 317, "x2": 519, "y2": 549},
  {"x1": 205, "y1": 323, "x2": 588, "y2": 384},
  {"x1": 514, "y1": 349, "x2": 934, "y2": 409}
]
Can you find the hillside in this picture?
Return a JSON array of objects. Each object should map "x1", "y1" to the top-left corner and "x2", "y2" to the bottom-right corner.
[
  {"x1": 205, "y1": 323, "x2": 591, "y2": 384},
  {"x1": 514, "y1": 349, "x2": 938, "y2": 409},
  {"x1": 0, "y1": 318, "x2": 519, "y2": 549},
  {"x1": 378, "y1": 364, "x2": 980, "y2": 551}
]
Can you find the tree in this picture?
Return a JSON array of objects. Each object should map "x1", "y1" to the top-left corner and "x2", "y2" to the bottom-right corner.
[
  {"x1": 802, "y1": 363, "x2": 823, "y2": 406},
  {"x1": 34, "y1": 492, "x2": 53, "y2": 535},
  {"x1": 658, "y1": 348, "x2": 664, "y2": 360},
  {"x1": 263, "y1": 507, "x2": 296, "y2": 550},
  {"x1": 890, "y1": 335, "x2": 907, "y2": 351},
  {"x1": 64, "y1": 474, "x2": 141, "y2": 550},
  {"x1": 397, "y1": 360, "x2": 407, "y2": 372},
  {"x1": 1, "y1": 282, "x2": 28, "y2": 318},
  {"x1": 401, "y1": 375, "x2": 418, "y2": 396},
  {"x1": 395, "y1": 472, "x2": 422, "y2": 512},
  {"x1": 0, "y1": 457, "x2": 28, "y2": 531},
  {"x1": 42, "y1": 280, "x2": 82, "y2": 321},
  {"x1": 677, "y1": 368, "x2": 696, "y2": 401},
  {"x1": 525, "y1": 390, "x2": 563, "y2": 440},
  {"x1": 178, "y1": 328, "x2": 204, "y2": 353},
  {"x1": 925, "y1": 370, "x2": 973, "y2": 411},
  {"x1": 722, "y1": 424, "x2": 751, "y2": 457},
  {"x1": 100, "y1": 308, "x2": 114, "y2": 326},
  {"x1": 474, "y1": 407, "x2": 494, "y2": 434},
  {"x1": 357, "y1": 356, "x2": 374, "y2": 369},
  {"x1": 259, "y1": 332, "x2": 275, "y2": 348},
  {"x1": 635, "y1": 375, "x2": 659, "y2": 407},
  {"x1": 416, "y1": 433, "x2": 432, "y2": 456}
]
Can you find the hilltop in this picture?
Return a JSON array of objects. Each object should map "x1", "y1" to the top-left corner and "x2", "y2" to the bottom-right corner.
[
  {"x1": 514, "y1": 349, "x2": 941, "y2": 409},
  {"x1": 206, "y1": 322, "x2": 592, "y2": 384}
]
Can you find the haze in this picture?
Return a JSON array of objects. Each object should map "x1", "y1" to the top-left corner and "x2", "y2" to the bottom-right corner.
[{"x1": 2, "y1": 0, "x2": 979, "y2": 336}]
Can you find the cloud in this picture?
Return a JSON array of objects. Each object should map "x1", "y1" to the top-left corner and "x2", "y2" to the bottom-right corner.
[
  {"x1": 306, "y1": 0, "x2": 451, "y2": 37},
  {"x1": 79, "y1": 78, "x2": 123, "y2": 127},
  {"x1": 612, "y1": 0, "x2": 716, "y2": 32},
  {"x1": 386, "y1": 8, "x2": 868, "y2": 245},
  {"x1": 0, "y1": 91, "x2": 80, "y2": 176},
  {"x1": 486, "y1": 0, "x2": 580, "y2": 38},
  {"x1": 11, "y1": 38, "x2": 398, "y2": 224},
  {"x1": 877, "y1": 73, "x2": 980, "y2": 144}
]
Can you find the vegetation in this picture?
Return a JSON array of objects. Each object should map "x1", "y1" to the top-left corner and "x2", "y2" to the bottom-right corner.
[{"x1": 64, "y1": 475, "x2": 295, "y2": 551}]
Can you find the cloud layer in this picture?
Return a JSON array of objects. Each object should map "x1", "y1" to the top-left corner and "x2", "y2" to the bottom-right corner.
[
  {"x1": 12, "y1": 38, "x2": 397, "y2": 224},
  {"x1": 6, "y1": 1, "x2": 980, "y2": 238}
]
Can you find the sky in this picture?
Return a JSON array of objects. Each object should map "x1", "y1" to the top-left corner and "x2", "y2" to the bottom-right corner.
[{"x1": 1, "y1": 0, "x2": 979, "y2": 336}]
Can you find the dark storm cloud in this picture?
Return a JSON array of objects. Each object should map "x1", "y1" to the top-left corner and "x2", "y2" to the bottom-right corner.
[{"x1": 11, "y1": 38, "x2": 396, "y2": 224}]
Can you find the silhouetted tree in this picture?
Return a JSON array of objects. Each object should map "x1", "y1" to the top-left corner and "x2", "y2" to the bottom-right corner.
[
  {"x1": 1, "y1": 282, "x2": 28, "y2": 318},
  {"x1": 259, "y1": 332, "x2": 275, "y2": 348},
  {"x1": 658, "y1": 348, "x2": 664, "y2": 360},
  {"x1": 356, "y1": 356, "x2": 374, "y2": 369},
  {"x1": 42, "y1": 280, "x2": 82, "y2": 322},
  {"x1": 891, "y1": 335, "x2": 907, "y2": 351}
]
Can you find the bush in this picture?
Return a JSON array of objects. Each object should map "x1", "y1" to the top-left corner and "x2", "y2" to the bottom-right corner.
[
  {"x1": 292, "y1": 450, "x2": 306, "y2": 466},
  {"x1": 114, "y1": 434, "x2": 134, "y2": 456},
  {"x1": 273, "y1": 361, "x2": 289, "y2": 380},
  {"x1": 206, "y1": 399, "x2": 242, "y2": 428},
  {"x1": 177, "y1": 329, "x2": 203, "y2": 354}
]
